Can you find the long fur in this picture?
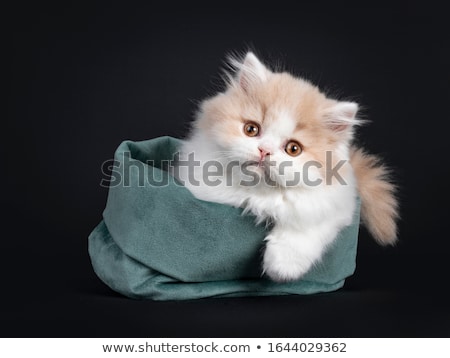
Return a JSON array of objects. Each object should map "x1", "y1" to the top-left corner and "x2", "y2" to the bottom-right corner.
[
  {"x1": 176, "y1": 52, "x2": 399, "y2": 281},
  {"x1": 350, "y1": 147, "x2": 398, "y2": 244}
]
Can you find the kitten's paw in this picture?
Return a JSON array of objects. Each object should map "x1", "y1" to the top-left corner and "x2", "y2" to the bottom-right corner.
[{"x1": 263, "y1": 240, "x2": 313, "y2": 282}]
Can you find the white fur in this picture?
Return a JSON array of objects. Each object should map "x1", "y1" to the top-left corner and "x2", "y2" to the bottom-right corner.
[
  {"x1": 175, "y1": 53, "x2": 358, "y2": 282},
  {"x1": 177, "y1": 113, "x2": 357, "y2": 282},
  {"x1": 231, "y1": 52, "x2": 269, "y2": 90}
]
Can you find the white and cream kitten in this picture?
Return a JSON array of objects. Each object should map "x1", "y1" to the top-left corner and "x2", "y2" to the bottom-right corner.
[{"x1": 176, "y1": 52, "x2": 398, "y2": 282}]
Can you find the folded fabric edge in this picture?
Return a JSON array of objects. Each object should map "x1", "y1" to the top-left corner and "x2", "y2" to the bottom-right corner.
[{"x1": 88, "y1": 220, "x2": 348, "y2": 301}]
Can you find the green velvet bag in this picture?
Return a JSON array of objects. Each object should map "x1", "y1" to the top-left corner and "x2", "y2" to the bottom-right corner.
[{"x1": 88, "y1": 136, "x2": 360, "y2": 300}]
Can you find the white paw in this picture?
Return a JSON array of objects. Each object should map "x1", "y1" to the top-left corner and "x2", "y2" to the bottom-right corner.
[{"x1": 263, "y1": 239, "x2": 313, "y2": 282}]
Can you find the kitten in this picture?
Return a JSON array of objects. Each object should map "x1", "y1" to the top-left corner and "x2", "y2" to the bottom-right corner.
[{"x1": 175, "y1": 52, "x2": 398, "y2": 282}]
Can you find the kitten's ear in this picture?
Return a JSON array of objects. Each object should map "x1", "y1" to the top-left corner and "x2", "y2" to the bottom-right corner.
[
  {"x1": 323, "y1": 101, "x2": 360, "y2": 139},
  {"x1": 237, "y1": 52, "x2": 269, "y2": 91}
]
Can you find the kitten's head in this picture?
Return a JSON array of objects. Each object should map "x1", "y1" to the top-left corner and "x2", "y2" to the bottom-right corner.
[{"x1": 194, "y1": 52, "x2": 360, "y2": 187}]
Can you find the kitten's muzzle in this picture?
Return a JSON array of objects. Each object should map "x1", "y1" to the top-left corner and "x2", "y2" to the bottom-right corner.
[{"x1": 258, "y1": 147, "x2": 271, "y2": 162}]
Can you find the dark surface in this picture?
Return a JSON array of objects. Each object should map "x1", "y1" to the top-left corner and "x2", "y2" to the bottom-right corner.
[{"x1": 5, "y1": 2, "x2": 450, "y2": 337}]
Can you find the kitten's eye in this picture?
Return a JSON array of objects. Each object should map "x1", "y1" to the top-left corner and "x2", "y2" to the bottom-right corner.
[
  {"x1": 285, "y1": 140, "x2": 302, "y2": 157},
  {"x1": 243, "y1": 122, "x2": 260, "y2": 137}
]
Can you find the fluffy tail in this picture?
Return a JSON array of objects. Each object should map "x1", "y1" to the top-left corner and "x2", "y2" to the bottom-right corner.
[{"x1": 350, "y1": 147, "x2": 399, "y2": 245}]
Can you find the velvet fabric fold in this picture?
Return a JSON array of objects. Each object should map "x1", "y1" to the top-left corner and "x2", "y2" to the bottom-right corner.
[{"x1": 88, "y1": 136, "x2": 360, "y2": 300}]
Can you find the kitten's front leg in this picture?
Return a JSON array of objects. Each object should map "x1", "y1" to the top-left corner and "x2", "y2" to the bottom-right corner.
[{"x1": 263, "y1": 225, "x2": 336, "y2": 282}]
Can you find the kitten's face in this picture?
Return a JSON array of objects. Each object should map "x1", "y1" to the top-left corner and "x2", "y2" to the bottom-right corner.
[{"x1": 195, "y1": 53, "x2": 358, "y2": 188}]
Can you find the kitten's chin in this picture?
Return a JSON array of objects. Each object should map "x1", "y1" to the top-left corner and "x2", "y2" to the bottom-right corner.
[
  {"x1": 236, "y1": 157, "x2": 305, "y2": 189},
  {"x1": 241, "y1": 161, "x2": 267, "y2": 177}
]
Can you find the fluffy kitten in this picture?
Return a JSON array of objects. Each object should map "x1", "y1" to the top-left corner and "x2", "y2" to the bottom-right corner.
[{"x1": 176, "y1": 52, "x2": 398, "y2": 282}]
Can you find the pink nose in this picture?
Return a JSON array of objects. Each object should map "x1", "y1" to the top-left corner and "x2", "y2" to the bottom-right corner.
[{"x1": 258, "y1": 147, "x2": 271, "y2": 159}]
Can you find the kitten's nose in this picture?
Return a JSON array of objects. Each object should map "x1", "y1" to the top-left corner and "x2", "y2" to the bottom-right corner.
[{"x1": 258, "y1": 147, "x2": 271, "y2": 159}]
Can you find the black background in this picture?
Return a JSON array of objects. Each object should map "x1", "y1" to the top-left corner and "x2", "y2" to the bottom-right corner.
[{"x1": 6, "y1": 1, "x2": 450, "y2": 337}]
